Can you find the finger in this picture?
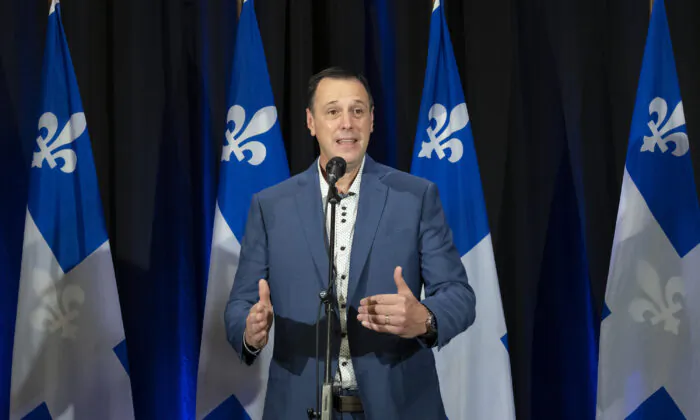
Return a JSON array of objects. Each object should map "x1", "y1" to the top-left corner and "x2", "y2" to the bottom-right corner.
[
  {"x1": 251, "y1": 317, "x2": 271, "y2": 334},
  {"x1": 394, "y1": 266, "x2": 411, "y2": 294},
  {"x1": 250, "y1": 301, "x2": 269, "y2": 315},
  {"x1": 251, "y1": 329, "x2": 268, "y2": 342},
  {"x1": 248, "y1": 313, "x2": 266, "y2": 328},
  {"x1": 247, "y1": 309, "x2": 260, "y2": 325},
  {"x1": 358, "y1": 313, "x2": 405, "y2": 326},
  {"x1": 357, "y1": 313, "x2": 370, "y2": 323},
  {"x1": 258, "y1": 279, "x2": 271, "y2": 306},
  {"x1": 246, "y1": 322, "x2": 263, "y2": 336},
  {"x1": 247, "y1": 309, "x2": 264, "y2": 327},
  {"x1": 257, "y1": 301, "x2": 273, "y2": 314},
  {"x1": 360, "y1": 294, "x2": 404, "y2": 306},
  {"x1": 358, "y1": 303, "x2": 400, "y2": 316},
  {"x1": 359, "y1": 319, "x2": 402, "y2": 335},
  {"x1": 253, "y1": 309, "x2": 273, "y2": 325}
]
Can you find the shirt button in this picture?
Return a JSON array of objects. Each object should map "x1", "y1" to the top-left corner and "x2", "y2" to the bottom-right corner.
[
  {"x1": 341, "y1": 303, "x2": 346, "y2": 309},
  {"x1": 341, "y1": 332, "x2": 347, "y2": 338},
  {"x1": 340, "y1": 246, "x2": 346, "y2": 251},
  {"x1": 342, "y1": 361, "x2": 348, "y2": 367},
  {"x1": 342, "y1": 207, "x2": 347, "y2": 210},
  {"x1": 341, "y1": 219, "x2": 346, "y2": 223},
  {"x1": 342, "y1": 212, "x2": 347, "y2": 216},
  {"x1": 341, "y1": 275, "x2": 346, "y2": 279}
]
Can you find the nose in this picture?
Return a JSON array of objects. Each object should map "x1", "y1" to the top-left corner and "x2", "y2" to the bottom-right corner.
[{"x1": 341, "y1": 111, "x2": 352, "y2": 129}]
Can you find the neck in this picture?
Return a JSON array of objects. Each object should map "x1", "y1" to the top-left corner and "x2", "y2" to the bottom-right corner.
[{"x1": 335, "y1": 164, "x2": 361, "y2": 194}]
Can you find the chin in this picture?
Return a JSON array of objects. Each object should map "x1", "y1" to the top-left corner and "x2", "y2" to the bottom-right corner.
[
  {"x1": 322, "y1": 147, "x2": 365, "y2": 167},
  {"x1": 338, "y1": 152, "x2": 362, "y2": 166}
]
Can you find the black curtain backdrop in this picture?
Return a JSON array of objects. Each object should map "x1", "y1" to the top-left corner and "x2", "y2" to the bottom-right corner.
[{"x1": 2, "y1": 0, "x2": 700, "y2": 419}]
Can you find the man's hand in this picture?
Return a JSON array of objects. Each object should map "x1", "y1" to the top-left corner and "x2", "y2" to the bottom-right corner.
[
  {"x1": 244, "y1": 279, "x2": 274, "y2": 350},
  {"x1": 357, "y1": 267, "x2": 430, "y2": 338}
]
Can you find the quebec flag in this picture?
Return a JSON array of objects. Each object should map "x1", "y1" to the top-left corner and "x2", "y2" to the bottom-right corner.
[
  {"x1": 9, "y1": 1, "x2": 134, "y2": 418},
  {"x1": 410, "y1": 1, "x2": 515, "y2": 419},
  {"x1": 195, "y1": 0, "x2": 290, "y2": 418},
  {"x1": 596, "y1": 0, "x2": 700, "y2": 418}
]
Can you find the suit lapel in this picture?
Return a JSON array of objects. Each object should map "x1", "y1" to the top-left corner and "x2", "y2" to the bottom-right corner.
[
  {"x1": 348, "y1": 157, "x2": 388, "y2": 303},
  {"x1": 294, "y1": 163, "x2": 329, "y2": 290}
]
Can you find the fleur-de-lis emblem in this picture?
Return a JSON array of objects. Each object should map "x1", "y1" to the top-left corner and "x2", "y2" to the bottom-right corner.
[
  {"x1": 222, "y1": 105, "x2": 277, "y2": 166},
  {"x1": 640, "y1": 98, "x2": 689, "y2": 157},
  {"x1": 418, "y1": 103, "x2": 468, "y2": 163},
  {"x1": 30, "y1": 273, "x2": 85, "y2": 339},
  {"x1": 628, "y1": 260, "x2": 684, "y2": 335},
  {"x1": 32, "y1": 112, "x2": 86, "y2": 174}
]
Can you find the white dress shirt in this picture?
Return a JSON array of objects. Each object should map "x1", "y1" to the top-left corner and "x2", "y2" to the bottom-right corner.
[{"x1": 318, "y1": 156, "x2": 366, "y2": 390}]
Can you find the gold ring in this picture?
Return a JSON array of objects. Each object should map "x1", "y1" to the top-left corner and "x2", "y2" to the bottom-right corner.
[{"x1": 385, "y1": 315, "x2": 390, "y2": 325}]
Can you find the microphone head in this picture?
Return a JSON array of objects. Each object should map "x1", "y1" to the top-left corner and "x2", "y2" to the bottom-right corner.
[{"x1": 325, "y1": 156, "x2": 347, "y2": 184}]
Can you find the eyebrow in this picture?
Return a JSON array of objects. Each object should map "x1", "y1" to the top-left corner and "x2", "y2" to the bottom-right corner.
[{"x1": 323, "y1": 99, "x2": 368, "y2": 107}]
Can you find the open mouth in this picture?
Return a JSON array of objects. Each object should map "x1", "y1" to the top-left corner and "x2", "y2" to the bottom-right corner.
[{"x1": 336, "y1": 138, "x2": 358, "y2": 145}]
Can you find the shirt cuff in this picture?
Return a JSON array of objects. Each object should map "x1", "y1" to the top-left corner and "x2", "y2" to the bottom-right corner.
[{"x1": 243, "y1": 330, "x2": 262, "y2": 355}]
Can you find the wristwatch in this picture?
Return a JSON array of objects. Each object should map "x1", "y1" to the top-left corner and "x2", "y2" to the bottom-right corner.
[{"x1": 424, "y1": 307, "x2": 437, "y2": 335}]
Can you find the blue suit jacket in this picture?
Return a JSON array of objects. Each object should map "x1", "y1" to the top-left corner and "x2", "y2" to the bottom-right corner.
[{"x1": 225, "y1": 156, "x2": 476, "y2": 419}]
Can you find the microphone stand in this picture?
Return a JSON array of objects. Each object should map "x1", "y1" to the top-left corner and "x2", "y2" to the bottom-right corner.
[{"x1": 308, "y1": 182, "x2": 341, "y2": 420}]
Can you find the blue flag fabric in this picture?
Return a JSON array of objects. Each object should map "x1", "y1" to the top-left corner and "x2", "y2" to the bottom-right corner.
[
  {"x1": 9, "y1": 1, "x2": 134, "y2": 418},
  {"x1": 195, "y1": 0, "x2": 290, "y2": 418},
  {"x1": 596, "y1": 0, "x2": 700, "y2": 418},
  {"x1": 410, "y1": 1, "x2": 515, "y2": 418}
]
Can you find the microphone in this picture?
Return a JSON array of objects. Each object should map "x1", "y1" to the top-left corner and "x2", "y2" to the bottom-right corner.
[
  {"x1": 325, "y1": 157, "x2": 347, "y2": 186},
  {"x1": 309, "y1": 155, "x2": 347, "y2": 419}
]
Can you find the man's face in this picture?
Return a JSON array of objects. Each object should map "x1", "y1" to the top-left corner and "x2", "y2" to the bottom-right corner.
[{"x1": 306, "y1": 77, "x2": 374, "y2": 171}]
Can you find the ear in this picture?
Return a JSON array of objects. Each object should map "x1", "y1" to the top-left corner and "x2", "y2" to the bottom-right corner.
[
  {"x1": 370, "y1": 107, "x2": 375, "y2": 133},
  {"x1": 306, "y1": 108, "x2": 316, "y2": 137}
]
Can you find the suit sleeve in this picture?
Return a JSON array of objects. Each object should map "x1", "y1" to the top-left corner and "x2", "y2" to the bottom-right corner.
[
  {"x1": 224, "y1": 193, "x2": 269, "y2": 365},
  {"x1": 418, "y1": 182, "x2": 476, "y2": 349}
]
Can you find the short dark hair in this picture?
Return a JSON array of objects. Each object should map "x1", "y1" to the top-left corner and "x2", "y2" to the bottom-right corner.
[{"x1": 307, "y1": 67, "x2": 374, "y2": 112}]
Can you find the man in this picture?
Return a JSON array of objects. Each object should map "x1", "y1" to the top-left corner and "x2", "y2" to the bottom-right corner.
[{"x1": 225, "y1": 67, "x2": 476, "y2": 419}]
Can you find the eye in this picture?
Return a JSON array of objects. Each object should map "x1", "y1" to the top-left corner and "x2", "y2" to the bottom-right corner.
[
  {"x1": 353, "y1": 108, "x2": 365, "y2": 117},
  {"x1": 327, "y1": 108, "x2": 339, "y2": 117}
]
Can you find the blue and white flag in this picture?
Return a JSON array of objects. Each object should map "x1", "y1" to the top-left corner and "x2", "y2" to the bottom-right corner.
[
  {"x1": 596, "y1": 0, "x2": 700, "y2": 418},
  {"x1": 195, "y1": 0, "x2": 290, "y2": 418},
  {"x1": 10, "y1": 1, "x2": 134, "y2": 418},
  {"x1": 410, "y1": 1, "x2": 515, "y2": 419}
]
